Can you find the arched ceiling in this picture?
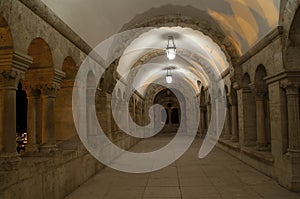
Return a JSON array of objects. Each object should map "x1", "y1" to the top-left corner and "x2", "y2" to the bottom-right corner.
[
  {"x1": 41, "y1": 0, "x2": 280, "y2": 54},
  {"x1": 119, "y1": 27, "x2": 227, "y2": 95},
  {"x1": 40, "y1": 0, "x2": 280, "y2": 95}
]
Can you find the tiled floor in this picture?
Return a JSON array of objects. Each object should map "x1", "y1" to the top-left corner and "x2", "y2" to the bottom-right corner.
[{"x1": 65, "y1": 135, "x2": 300, "y2": 199}]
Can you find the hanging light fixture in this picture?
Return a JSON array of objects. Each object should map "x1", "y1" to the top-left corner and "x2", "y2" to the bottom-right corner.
[
  {"x1": 166, "y1": 36, "x2": 176, "y2": 60},
  {"x1": 166, "y1": 68, "x2": 173, "y2": 84}
]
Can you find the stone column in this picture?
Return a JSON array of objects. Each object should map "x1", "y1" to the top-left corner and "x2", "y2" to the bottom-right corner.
[
  {"x1": 200, "y1": 105, "x2": 206, "y2": 137},
  {"x1": 106, "y1": 93, "x2": 112, "y2": 140},
  {"x1": 39, "y1": 85, "x2": 58, "y2": 151},
  {"x1": 222, "y1": 98, "x2": 231, "y2": 140},
  {"x1": 238, "y1": 87, "x2": 257, "y2": 146},
  {"x1": 230, "y1": 105, "x2": 239, "y2": 142},
  {"x1": 206, "y1": 102, "x2": 211, "y2": 127},
  {"x1": 230, "y1": 84, "x2": 239, "y2": 142},
  {"x1": 285, "y1": 84, "x2": 300, "y2": 154},
  {"x1": 86, "y1": 85, "x2": 97, "y2": 137},
  {"x1": 255, "y1": 92, "x2": 268, "y2": 149},
  {"x1": 25, "y1": 88, "x2": 41, "y2": 152},
  {"x1": 0, "y1": 71, "x2": 21, "y2": 158}
]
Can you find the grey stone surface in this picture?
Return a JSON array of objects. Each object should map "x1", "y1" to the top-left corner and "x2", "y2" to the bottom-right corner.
[{"x1": 65, "y1": 136, "x2": 300, "y2": 199}]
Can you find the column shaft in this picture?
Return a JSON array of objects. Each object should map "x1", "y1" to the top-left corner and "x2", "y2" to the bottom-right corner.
[
  {"x1": 26, "y1": 89, "x2": 41, "y2": 152},
  {"x1": 223, "y1": 106, "x2": 231, "y2": 140},
  {"x1": 0, "y1": 71, "x2": 21, "y2": 158},
  {"x1": 0, "y1": 88, "x2": 17, "y2": 155},
  {"x1": 256, "y1": 97, "x2": 267, "y2": 148},
  {"x1": 286, "y1": 85, "x2": 300, "y2": 153},
  {"x1": 40, "y1": 87, "x2": 58, "y2": 151},
  {"x1": 231, "y1": 105, "x2": 239, "y2": 142}
]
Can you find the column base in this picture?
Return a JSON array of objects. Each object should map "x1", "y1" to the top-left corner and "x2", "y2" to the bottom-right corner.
[
  {"x1": 222, "y1": 135, "x2": 232, "y2": 140},
  {"x1": 256, "y1": 145, "x2": 270, "y2": 151},
  {"x1": 199, "y1": 129, "x2": 207, "y2": 138},
  {"x1": 26, "y1": 144, "x2": 39, "y2": 153},
  {"x1": 0, "y1": 152, "x2": 21, "y2": 162},
  {"x1": 231, "y1": 136, "x2": 239, "y2": 142},
  {"x1": 39, "y1": 144, "x2": 59, "y2": 153},
  {"x1": 287, "y1": 149, "x2": 300, "y2": 157}
]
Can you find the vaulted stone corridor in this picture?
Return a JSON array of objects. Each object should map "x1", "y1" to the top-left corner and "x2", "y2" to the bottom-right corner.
[{"x1": 1, "y1": 0, "x2": 300, "y2": 198}]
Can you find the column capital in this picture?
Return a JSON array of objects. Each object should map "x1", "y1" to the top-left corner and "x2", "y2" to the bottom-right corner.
[
  {"x1": 24, "y1": 68, "x2": 65, "y2": 91},
  {"x1": 41, "y1": 84, "x2": 60, "y2": 97},
  {"x1": 232, "y1": 81, "x2": 241, "y2": 90},
  {"x1": 0, "y1": 70, "x2": 23, "y2": 89},
  {"x1": 281, "y1": 81, "x2": 299, "y2": 95},
  {"x1": 249, "y1": 82, "x2": 267, "y2": 92},
  {"x1": 25, "y1": 87, "x2": 41, "y2": 97}
]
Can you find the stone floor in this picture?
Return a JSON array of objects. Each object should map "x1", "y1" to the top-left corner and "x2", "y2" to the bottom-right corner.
[{"x1": 65, "y1": 135, "x2": 300, "y2": 199}]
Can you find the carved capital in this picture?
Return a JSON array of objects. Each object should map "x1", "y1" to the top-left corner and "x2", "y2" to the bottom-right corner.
[
  {"x1": 23, "y1": 68, "x2": 64, "y2": 91},
  {"x1": 26, "y1": 87, "x2": 41, "y2": 97},
  {"x1": 41, "y1": 84, "x2": 60, "y2": 97},
  {"x1": 249, "y1": 82, "x2": 267, "y2": 96},
  {"x1": 0, "y1": 70, "x2": 23, "y2": 89},
  {"x1": 281, "y1": 81, "x2": 299, "y2": 95}
]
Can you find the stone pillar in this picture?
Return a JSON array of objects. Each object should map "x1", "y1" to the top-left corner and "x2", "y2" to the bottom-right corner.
[
  {"x1": 255, "y1": 92, "x2": 268, "y2": 149},
  {"x1": 285, "y1": 84, "x2": 300, "y2": 154},
  {"x1": 39, "y1": 85, "x2": 58, "y2": 151},
  {"x1": 238, "y1": 87, "x2": 257, "y2": 146},
  {"x1": 25, "y1": 88, "x2": 41, "y2": 152},
  {"x1": 55, "y1": 80, "x2": 76, "y2": 141},
  {"x1": 0, "y1": 71, "x2": 21, "y2": 158},
  {"x1": 230, "y1": 83, "x2": 239, "y2": 142},
  {"x1": 230, "y1": 105, "x2": 239, "y2": 142},
  {"x1": 206, "y1": 102, "x2": 211, "y2": 127},
  {"x1": 106, "y1": 94, "x2": 112, "y2": 140},
  {"x1": 86, "y1": 85, "x2": 97, "y2": 137},
  {"x1": 200, "y1": 105, "x2": 206, "y2": 137},
  {"x1": 222, "y1": 99, "x2": 231, "y2": 140}
]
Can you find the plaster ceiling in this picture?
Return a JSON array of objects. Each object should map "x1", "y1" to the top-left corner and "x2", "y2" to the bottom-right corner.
[
  {"x1": 119, "y1": 27, "x2": 228, "y2": 95},
  {"x1": 41, "y1": 0, "x2": 280, "y2": 54},
  {"x1": 40, "y1": 0, "x2": 280, "y2": 94}
]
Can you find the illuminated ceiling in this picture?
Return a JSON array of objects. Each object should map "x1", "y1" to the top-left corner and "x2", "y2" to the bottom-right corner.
[
  {"x1": 41, "y1": 0, "x2": 280, "y2": 54},
  {"x1": 119, "y1": 27, "x2": 229, "y2": 95},
  {"x1": 41, "y1": 0, "x2": 280, "y2": 94}
]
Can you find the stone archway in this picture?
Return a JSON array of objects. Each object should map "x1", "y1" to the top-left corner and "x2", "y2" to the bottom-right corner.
[
  {"x1": 153, "y1": 88, "x2": 181, "y2": 133},
  {"x1": 254, "y1": 65, "x2": 270, "y2": 150},
  {"x1": 240, "y1": 73, "x2": 257, "y2": 146},
  {"x1": 121, "y1": 11, "x2": 240, "y2": 65},
  {"x1": 0, "y1": 15, "x2": 13, "y2": 66},
  {"x1": 285, "y1": 6, "x2": 300, "y2": 69},
  {"x1": 55, "y1": 56, "x2": 77, "y2": 141},
  {"x1": 0, "y1": 15, "x2": 22, "y2": 157},
  {"x1": 25, "y1": 37, "x2": 64, "y2": 152}
]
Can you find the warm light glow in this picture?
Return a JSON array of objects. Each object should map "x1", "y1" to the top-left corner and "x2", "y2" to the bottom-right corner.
[
  {"x1": 166, "y1": 48, "x2": 176, "y2": 60},
  {"x1": 166, "y1": 36, "x2": 176, "y2": 60},
  {"x1": 166, "y1": 75, "x2": 173, "y2": 84}
]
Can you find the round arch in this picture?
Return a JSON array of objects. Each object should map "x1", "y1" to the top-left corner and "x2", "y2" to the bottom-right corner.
[
  {"x1": 27, "y1": 37, "x2": 53, "y2": 68},
  {"x1": 62, "y1": 56, "x2": 77, "y2": 80},
  {"x1": 121, "y1": 10, "x2": 240, "y2": 65},
  {"x1": 0, "y1": 15, "x2": 13, "y2": 70},
  {"x1": 285, "y1": 6, "x2": 300, "y2": 69}
]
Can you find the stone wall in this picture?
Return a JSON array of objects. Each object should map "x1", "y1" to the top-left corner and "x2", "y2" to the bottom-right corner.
[
  {"x1": 217, "y1": 25, "x2": 300, "y2": 191},
  {"x1": 0, "y1": 136, "x2": 139, "y2": 199},
  {"x1": 0, "y1": 0, "x2": 143, "y2": 198}
]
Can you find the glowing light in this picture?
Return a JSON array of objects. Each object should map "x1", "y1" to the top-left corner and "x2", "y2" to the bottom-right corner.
[
  {"x1": 166, "y1": 68, "x2": 173, "y2": 84},
  {"x1": 166, "y1": 75, "x2": 173, "y2": 83},
  {"x1": 166, "y1": 36, "x2": 176, "y2": 60}
]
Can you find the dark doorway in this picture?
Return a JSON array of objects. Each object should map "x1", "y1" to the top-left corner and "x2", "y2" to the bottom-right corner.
[
  {"x1": 171, "y1": 108, "x2": 179, "y2": 124},
  {"x1": 16, "y1": 82, "x2": 28, "y2": 153}
]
